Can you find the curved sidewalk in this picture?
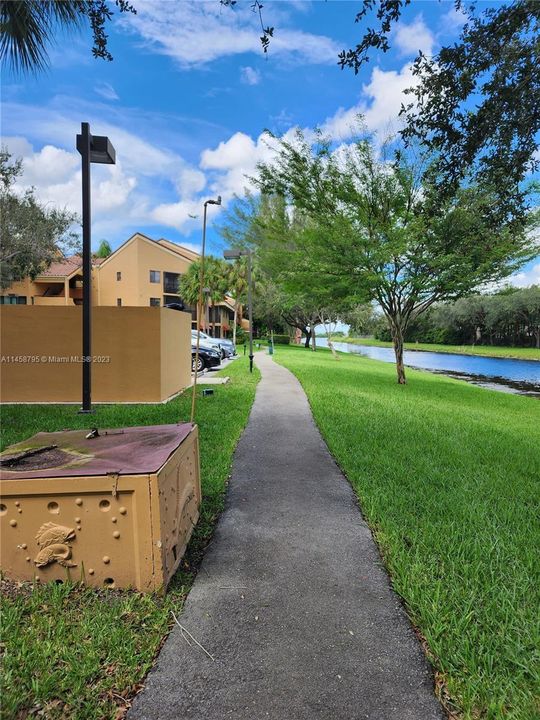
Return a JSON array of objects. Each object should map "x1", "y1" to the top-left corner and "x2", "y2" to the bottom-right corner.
[{"x1": 130, "y1": 353, "x2": 445, "y2": 720}]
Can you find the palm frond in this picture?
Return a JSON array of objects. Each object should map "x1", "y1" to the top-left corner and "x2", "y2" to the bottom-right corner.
[{"x1": 0, "y1": 1, "x2": 86, "y2": 75}]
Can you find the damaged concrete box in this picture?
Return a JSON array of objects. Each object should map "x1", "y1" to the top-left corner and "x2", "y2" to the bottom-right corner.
[{"x1": 0, "y1": 424, "x2": 201, "y2": 592}]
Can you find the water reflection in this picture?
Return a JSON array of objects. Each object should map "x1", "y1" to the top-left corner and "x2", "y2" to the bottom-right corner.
[{"x1": 317, "y1": 339, "x2": 540, "y2": 396}]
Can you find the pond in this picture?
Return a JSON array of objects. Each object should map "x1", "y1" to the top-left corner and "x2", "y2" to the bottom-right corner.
[{"x1": 316, "y1": 339, "x2": 540, "y2": 397}]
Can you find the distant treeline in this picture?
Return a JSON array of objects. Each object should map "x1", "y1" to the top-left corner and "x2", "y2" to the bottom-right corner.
[{"x1": 372, "y1": 286, "x2": 540, "y2": 348}]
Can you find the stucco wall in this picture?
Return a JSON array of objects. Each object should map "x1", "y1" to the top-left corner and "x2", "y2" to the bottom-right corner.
[
  {"x1": 97, "y1": 234, "x2": 193, "y2": 307},
  {"x1": 160, "y1": 308, "x2": 192, "y2": 401},
  {"x1": 0, "y1": 307, "x2": 191, "y2": 403}
]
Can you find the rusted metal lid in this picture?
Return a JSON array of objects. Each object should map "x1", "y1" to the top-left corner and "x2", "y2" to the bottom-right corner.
[{"x1": 0, "y1": 424, "x2": 194, "y2": 479}]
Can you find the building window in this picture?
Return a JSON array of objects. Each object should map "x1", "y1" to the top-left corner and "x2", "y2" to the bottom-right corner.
[
  {"x1": 116, "y1": 271, "x2": 121, "y2": 281},
  {"x1": 0, "y1": 295, "x2": 26, "y2": 304},
  {"x1": 117, "y1": 298, "x2": 122, "y2": 306},
  {"x1": 163, "y1": 271, "x2": 180, "y2": 294},
  {"x1": 150, "y1": 270, "x2": 160, "y2": 283},
  {"x1": 150, "y1": 298, "x2": 160, "y2": 307}
]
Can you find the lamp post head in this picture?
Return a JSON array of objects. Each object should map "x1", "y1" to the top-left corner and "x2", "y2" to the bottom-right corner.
[
  {"x1": 205, "y1": 195, "x2": 222, "y2": 206},
  {"x1": 224, "y1": 248, "x2": 250, "y2": 260},
  {"x1": 76, "y1": 131, "x2": 116, "y2": 164}
]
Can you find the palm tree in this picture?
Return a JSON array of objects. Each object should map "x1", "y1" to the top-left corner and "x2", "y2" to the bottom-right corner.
[
  {"x1": 179, "y1": 257, "x2": 228, "y2": 335},
  {"x1": 225, "y1": 258, "x2": 248, "y2": 346},
  {"x1": 0, "y1": 1, "x2": 135, "y2": 75},
  {"x1": 205, "y1": 257, "x2": 228, "y2": 336},
  {"x1": 92, "y1": 239, "x2": 112, "y2": 259}
]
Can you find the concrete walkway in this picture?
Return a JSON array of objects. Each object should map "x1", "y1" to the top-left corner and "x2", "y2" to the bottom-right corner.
[{"x1": 130, "y1": 353, "x2": 445, "y2": 720}]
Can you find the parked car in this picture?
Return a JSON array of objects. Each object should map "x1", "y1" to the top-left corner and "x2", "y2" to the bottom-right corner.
[
  {"x1": 191, "y1": 330, "x2": 224, "y2": 357},
  {"x1": 218, "y1": 337, "x2": 236, "y2": 357},
  {"x1": 192, "y1": 330, "x2": 235, "y2": 359},
  {"x1": 191, "y1": 344, "x2": 221, "y2": 373}
]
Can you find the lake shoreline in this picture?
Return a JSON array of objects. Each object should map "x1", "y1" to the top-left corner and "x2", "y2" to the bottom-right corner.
[
  {"x1": 318, "y1": 339, "x2": 540, "y2": 397},
  {"x1": 328, "y1": 336, "x2": 540, "y2": 362}
]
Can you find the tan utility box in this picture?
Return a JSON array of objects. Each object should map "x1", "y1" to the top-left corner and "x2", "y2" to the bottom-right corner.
[{"x1": 0, "y1": 424, "x2": 200, "y2": 592}]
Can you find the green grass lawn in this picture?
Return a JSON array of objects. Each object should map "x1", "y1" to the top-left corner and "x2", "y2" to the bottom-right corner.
[
  {"x1": 0, "y1": 358, "x2": 259, "y2": 719},
  {"x1": 331, "y1": 336, "x2": 540, "y2": 361},
  {"x1": 274, "y1": 346, "x2": 539, "y2": 720}
]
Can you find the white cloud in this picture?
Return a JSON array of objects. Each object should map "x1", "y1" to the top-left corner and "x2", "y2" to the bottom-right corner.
[
  {"x1": 152, "y1": 199, "x2": 202, "y2": 229},
  {"x1": 441, "y1": 5, "x2": 467, "y2": 33},
  {"x1": 176, "y1": 167, "x2": 206, "y2": 196},
  {"x1": 21, "y1": 144, "x2": 79, "y2": 185},
  {"x1": 240, "y1": 66, "x2": 261, "y2": 86},
  {"x1": 121, "y1": 0, "x2": 341, "y2": 68},
  {"x1": 511, "y1": 263, "x2": 540, "y2": 288},
  {"x1": 322, "y1": 62, "x2": 419, "y2": 142},
  {"x1": 201, "y1": 132, "x2": 258, "y2": 172},
  {"x1": 5, "y1": 139, "x2": 138, "y2": 219},
  {"x1": 94, "y1": 82, "x2": 119, "y2": 101},
  {"x1": 200, "y1": 130, "x2": 282, "y2": 201},
  {"x1": 394, "y1": 16, "x2": 435, "y2": 57}
]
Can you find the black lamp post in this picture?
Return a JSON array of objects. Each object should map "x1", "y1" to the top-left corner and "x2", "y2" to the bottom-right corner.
[
  {"x1": 223, "y1": 248, "x2": 253, "y2": 373},
  {"x1": 190, "y1": 196, "x2": 222, "y2": 423},
  {"x1": 76, "y1": 122, "x2": 116, "y2": 413}
]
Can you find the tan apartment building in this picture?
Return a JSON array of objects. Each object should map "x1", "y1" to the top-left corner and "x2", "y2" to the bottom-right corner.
[
  {"x1": 0, "y1": 256, "x2": 103, "y2": 306},
  {"x1": 1, "y1": 233, "x2": 240, "y2": 339}
]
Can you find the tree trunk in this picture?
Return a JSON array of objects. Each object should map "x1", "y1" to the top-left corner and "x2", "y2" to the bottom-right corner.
[
  {"x1": 304, "y1": 329, "x2": 311, "y2": 348},
  {"x1": 233, "y1": 304, "x2": 238, "y2": 346},
  {"x1": 311, "y1": 327, "x2": 317, "y2": 351},
  {"x1": 326, "y1": 326, "x2": 339, "y2": 359},
  {"x1": 391, "y1": 324, "x2": 406, "y2": 384}
]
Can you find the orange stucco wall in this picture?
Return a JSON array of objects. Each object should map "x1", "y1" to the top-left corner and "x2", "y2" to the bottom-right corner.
[{"x1": 0, "y1": 306, "x2": 191, "y2": 403}]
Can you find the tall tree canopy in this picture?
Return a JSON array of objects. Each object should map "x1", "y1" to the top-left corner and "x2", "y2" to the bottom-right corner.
[
  {"x1": 0, "y1": 148, "x2": 79, "y2": 290},
  {"x1": 254, "y1": 130, "x2": 537, "y2": 383},
  {"x1": 340, "y1": 0, "x2": 540, "y2": 220}
]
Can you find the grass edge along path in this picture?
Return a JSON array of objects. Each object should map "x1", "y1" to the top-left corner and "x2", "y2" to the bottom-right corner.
[
  {"x1": 330, "y1": 336, "x2": 540, "y2": 361},
  {"x1": 0, "y1": 357, "x2": 260, "y2": 720},
  {"x1": 274, "y1": 346, "x2": 539, "y2": 720}
]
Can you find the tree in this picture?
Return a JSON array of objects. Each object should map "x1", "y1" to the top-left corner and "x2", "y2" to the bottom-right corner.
[
  {"x1": 339, "y1": 1, "x2": 540, "y2": 224},
  {"x1": 93, "y1": 239, "x2": 112, "y2": 258},
  {"x1": 252, "y1": 276, "x2": 286, "y2": 338},
  {"x1": 0, "y1": 148, "x2": 79, "y2": 290},
  {"x1": 224, "y1": 258, "x2": 248, "y2": 346},
  {"x1": 0, "y1": 0, "x2": 136, "y2": 74},
  {"x1": 218, "y1": 191, "x2": 321, "y2": 349},
  {"x1": 178, "y1": 256, "x2": 228, "y2": 336},
  {"x1": 255, "y1": 129, "x2": 537, "y2": 383},
  {"x1": 341, "y1": 303, "x2": 378, "y2": 337}
]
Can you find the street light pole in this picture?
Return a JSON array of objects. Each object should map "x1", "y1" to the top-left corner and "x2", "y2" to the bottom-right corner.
[
  {"x1": 190, "y1": 195, "x2": 221, "y2": 424},
  {"x1": 79, "y1": 123, "x2": 92, "y2": 413},
  {"x1": 76, "y1": 122, "x2": 116, "y2": 414},
  {"x1": 247, "y1": 251, "x2": 254, "y2": 373},
  {"x1": 223, "y1": 248, "x2": 254, "y2": 373}
]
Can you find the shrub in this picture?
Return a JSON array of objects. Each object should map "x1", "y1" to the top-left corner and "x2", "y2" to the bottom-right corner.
[{"x1": 269, "y1": 334, "x2": 290, "y2": 345}]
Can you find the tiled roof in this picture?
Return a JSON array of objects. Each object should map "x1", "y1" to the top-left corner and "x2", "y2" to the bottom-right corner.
[
  {"x1": 37, "y1": 256, "x2": 103, "y2": 278},
  {"x1": 37, "y1": 257, "x2": 81, "y2": 278}
]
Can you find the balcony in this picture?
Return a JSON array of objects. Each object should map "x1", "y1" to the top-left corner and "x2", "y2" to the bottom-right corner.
[
  {"x1": 163, "y1": 272, "x2": 181, "y2": 295},
  {"x1": 34, "y1": 296, "x2": 76, "y2": 306}
]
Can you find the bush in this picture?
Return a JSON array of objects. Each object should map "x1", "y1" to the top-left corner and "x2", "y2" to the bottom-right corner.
[{"x1": 269, "y1": 334, "x2": 290, "y2": 345}]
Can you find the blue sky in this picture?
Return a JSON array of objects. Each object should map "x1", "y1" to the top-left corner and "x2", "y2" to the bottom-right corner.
[{"x1": 2, "y1": 0, "x2": 538, "y2": 286}]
